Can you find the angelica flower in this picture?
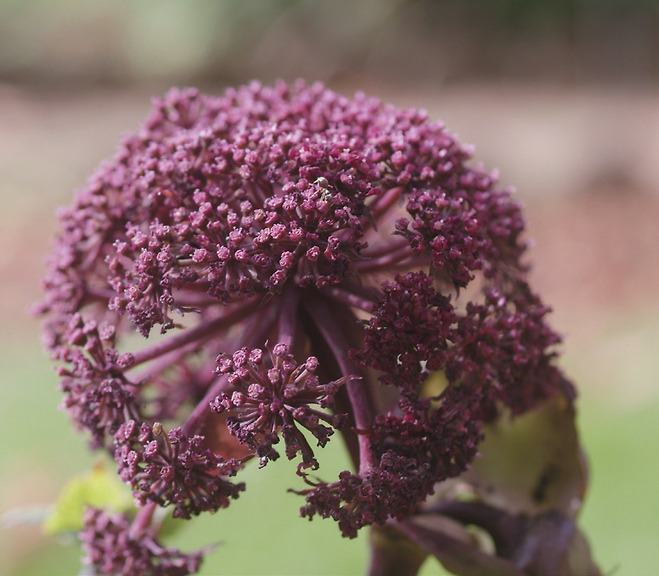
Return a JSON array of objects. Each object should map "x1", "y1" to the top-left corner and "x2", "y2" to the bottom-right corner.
[{"x1": 39, "y1": 80, "x2": 592, "y2": 576}]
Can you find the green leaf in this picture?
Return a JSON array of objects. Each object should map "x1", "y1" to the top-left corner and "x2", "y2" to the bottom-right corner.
[
  {"x1": 43, "y1": 462, "x2": 133, "y2": 535},
  {"x1": 461, "y1": 394, "x2": 588, "y2": 516}
]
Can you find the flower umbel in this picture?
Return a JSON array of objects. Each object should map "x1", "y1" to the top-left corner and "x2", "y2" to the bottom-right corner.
[
  {"x1": 114, "y1": 420, "x2": 244, "y2": 519},
  {"x1": 39, "y1": 80, "x2": 596, "y2": 576},
  {"x1": 210, "y1": 343, "x2": 348, "y2": 470},
  {"x1": 80, "y1": 507, "x2": 206, "y2": 576}
]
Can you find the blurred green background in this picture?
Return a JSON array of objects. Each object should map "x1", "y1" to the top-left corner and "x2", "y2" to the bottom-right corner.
[{"x1": 1, "y1": 1, "x2": 658, "y2": 574}]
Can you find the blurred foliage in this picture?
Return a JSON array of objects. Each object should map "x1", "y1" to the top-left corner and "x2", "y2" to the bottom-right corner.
[
  {"x1": 43, "y1": 462, "x2": 133, "y2": 535},
  {"x1": 0, "y1": 0, "x2": 657, "y2": 86}
]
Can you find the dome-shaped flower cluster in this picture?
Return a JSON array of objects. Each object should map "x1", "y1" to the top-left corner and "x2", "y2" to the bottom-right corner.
[{"x1": 39, "y1": 80, "x2": 573, "y2": 575}]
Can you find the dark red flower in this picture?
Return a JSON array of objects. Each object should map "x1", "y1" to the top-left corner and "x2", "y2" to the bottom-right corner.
[{"x1": 39, "y1": 80, "x2": 574, "y2": 573}]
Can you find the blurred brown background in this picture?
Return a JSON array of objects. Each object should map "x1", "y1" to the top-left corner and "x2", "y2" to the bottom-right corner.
[{"x1": 1, "y1": 1, "x2": 658, "y2": 575}]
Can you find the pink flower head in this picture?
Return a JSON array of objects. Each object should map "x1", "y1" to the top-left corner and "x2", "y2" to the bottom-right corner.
[{"x1": 39, "y1": 80, "x2": 573, "y2": 574}]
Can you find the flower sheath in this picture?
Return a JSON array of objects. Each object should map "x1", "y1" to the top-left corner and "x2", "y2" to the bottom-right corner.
[{"x1": 39, "y1": 80, "x2": 577, "y2": 575}]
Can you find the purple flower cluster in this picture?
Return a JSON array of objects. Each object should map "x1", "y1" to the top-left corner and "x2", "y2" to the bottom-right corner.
[
  {"x1": 299, "y1": 384, "x2": 483, "y2": 538},
  {"x1": 39, "y1": 80, "x2": 573, "y2": 575},
  {"x1": 53, "y1": 312, "x2": 139, "y2": 448},
  {"x1": 210, "y1": 343, "x2": 348, "y2": 470},
  {"x1": 80, "y1": 507, "x2": 205, "y2": 576},
  {"x1": 114, "y1": 420, "x2": 244, "y2": 519}
]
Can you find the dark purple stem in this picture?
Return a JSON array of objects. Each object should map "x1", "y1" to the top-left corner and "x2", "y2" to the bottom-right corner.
[
  {"x1": 423, "y1": 501, "x2": 524, "y2": 558},
  {"x1": 130, "y1": 297, "x2": 259, "y2": 367},
  {"x1": 303, "y1": 296, "x2": 377, "y2": 472},
  {"x1": 360, "y1": 237, "x2": 409, "y2": 259},
  {"x1": 182, "y1": 299, "x2": 279, "y2": 436},
  {"x1": 128, "y1": 501, "x2": 158, "y2": 540},
  {"x1": 355, "y1": 243, "x2": 420, "y2": 272},
  {"x1": 321, "y1": 285, "x2": 379, "y2": 314},
  {"x1": 366, "y1": 186, "x2": 405, "y2": 224},
  {"x1": 396, "y1": 519, "x2": 527, "y2": 576},
  {"x1": 368, "y1": 524, "x2": 428, "y2": 576},
  {"x1": 276, "y1": 286, "x2": 300, "y2": 348}
]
